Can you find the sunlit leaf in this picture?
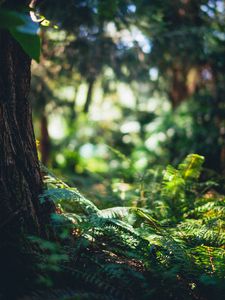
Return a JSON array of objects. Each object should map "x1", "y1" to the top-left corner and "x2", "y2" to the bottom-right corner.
[{"x1": 41, "y1": 19, "x2": 50, "y2": 27}]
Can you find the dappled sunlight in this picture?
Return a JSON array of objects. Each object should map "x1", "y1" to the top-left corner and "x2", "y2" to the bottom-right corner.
[{"x1": 1, "y1": 0, "x2": 225, "y2": 299}]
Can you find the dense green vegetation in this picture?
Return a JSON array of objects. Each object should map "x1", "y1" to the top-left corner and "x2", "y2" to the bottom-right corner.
[
  {"x1": 0, "y1": 0, "x2": 225, "y2": 299},
  {"x1": 22, "y1": 154, "x2": 225, "y2": 299}
]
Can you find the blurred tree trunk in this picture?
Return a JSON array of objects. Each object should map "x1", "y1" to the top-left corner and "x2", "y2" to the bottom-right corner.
[
  {"x1": 169, "y1": 67, "x2": 188, "y2": 108},
  {"x1": 213, "y1": 70, "x2": 225, "y2": 173},
  {"x1": 84, "y1": 78, "x2": 95, "y2": 113},
  {"x1": 0, "y1": 28, "x2": 53, "y2": 293},
  {"x1": 68, "y1": 84, "x2": 79, "y2": 123},
  {"x1": 40, "y1": 114, "x2": 51, "y2": 165}
]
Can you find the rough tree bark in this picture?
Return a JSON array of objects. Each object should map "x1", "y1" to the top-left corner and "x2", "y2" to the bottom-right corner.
[
  {"x1": 0, "y1": 16, "x2": 53, "y2": 296},
  {"x1": 0, "y1": 30, "x2": 43, "y2": 234}
]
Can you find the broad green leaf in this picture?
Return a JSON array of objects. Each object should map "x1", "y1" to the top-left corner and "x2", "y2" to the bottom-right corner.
[
  {"x1": 0, "y1": 9, "x2": 41, "y2": 62},
  {"x1": 10, "y1": 28, "x2": 40, "y2": 62},
  {"x1": 0, "y1": 9, "x2": 25, "y2": 28},
  {"x1": 10, "y1": 14, "x2": 40, "y2": 62}
]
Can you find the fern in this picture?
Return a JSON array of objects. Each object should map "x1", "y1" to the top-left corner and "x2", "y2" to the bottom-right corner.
[
  {"x1": 178, "y1": 154, "x2": 205, "y2": 181},
  {"x1": 30, "y1": 155, "x2": 225, "y2": 300},
  {"x1": 40, "y1": 188, "x2": 99, "y2": 215}
]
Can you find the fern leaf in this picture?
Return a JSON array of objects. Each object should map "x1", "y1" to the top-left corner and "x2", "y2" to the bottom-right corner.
[
  {"x1": 178, "y1": 154, "x2": 204, "y2": 181},
  {"x1": 40, "y1": 188, "x2": 99, "y2": 215},
  {"x1": 99, "y1": 207, "x2": 132, "y2": 219}
]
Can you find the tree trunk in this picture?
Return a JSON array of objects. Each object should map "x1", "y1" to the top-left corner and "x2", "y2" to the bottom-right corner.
[
  {"x1": 83, "y1": 78, "x2": 95, "y2": 113},
  {"x1": 0, "y1": 30, "x2": 52, "y2": 295},
  {"x1": 40, "y1": 114, "x2": 51, "y2": 165},
  {"x1": 169, "y1": 67, "x2": 188, "y2": 108}
]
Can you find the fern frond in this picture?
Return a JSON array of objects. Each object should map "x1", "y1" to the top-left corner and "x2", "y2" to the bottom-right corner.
[
  {"x1": 99, "y1": 207, "x2": 132, "y2": 219},
  {"x1": 178, "y1": 154, "x2": 204, "y2": 181},
  {"x1": 39, "y1": 188, "x2": 99, "y2": 215},
  {"x1": 162, "y1": 165, "x2": 185, "y2": 199}
]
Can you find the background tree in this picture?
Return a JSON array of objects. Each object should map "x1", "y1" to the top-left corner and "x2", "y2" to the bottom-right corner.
[{"x1": 134, "y1": 0, "x2": 225, "y2": 170}]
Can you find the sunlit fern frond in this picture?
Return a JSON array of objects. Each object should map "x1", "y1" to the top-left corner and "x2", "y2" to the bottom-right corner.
[
  {"x1": 190, "y1": 245, "x2": 225, "y2": 278},
  {"x1": 178, "y1": 154, "x2": 205, "y2": 181},
  {"x1": 173, "y1": 221, "x2": 225, "y2": 247},
  {"x1": 39, "y1": 188, "x2": 99, "y2": 215},
  {"x1": 162, "y1": 165, "x2": 185, "y2": 199},
  {"x1": 162, "y1": 154, "x2": 204, "y2": 199},
  {"x1": 99, "y1": 206, "x2": 132, "y2": 219}
]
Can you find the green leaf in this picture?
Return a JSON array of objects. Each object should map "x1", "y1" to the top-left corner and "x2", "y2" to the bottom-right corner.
[
  {"x1": 135, "y1": 209, "x2": 162, "y2": 231},
  {"x1": 9, "y1": 14, "x2": 40, "y2": 62},
  {"x1": 0, "y1": 9, "x2": 41, "y2": 62},
  {"x1": 0, "y1": 9, "x2": 25, "y2": 28},
  {"x1": 10, "y1": 28, "x2": 40, "y2": 62},
  {"x1": 178, "y1": 154, "x2": 205, "y2": 180}
]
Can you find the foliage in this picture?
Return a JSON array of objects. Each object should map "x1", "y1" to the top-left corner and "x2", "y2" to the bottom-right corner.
[
  {"x1": 2, "y1": 1, "x2": 225, "y2": 298},
  {"x1": 30, "y1": 0, "x2": 225, "y2": 175},
  {"x1": 0, "y1": 7, "x2": 40, "y2": 61},
  {"x1": 21, "y1": 154, "x2": 225, "y2": 299}
]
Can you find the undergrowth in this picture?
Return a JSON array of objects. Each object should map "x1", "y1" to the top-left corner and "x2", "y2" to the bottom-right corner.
[{"x1": 19, "y1": 154, "x2": 225, "y2": 300}]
